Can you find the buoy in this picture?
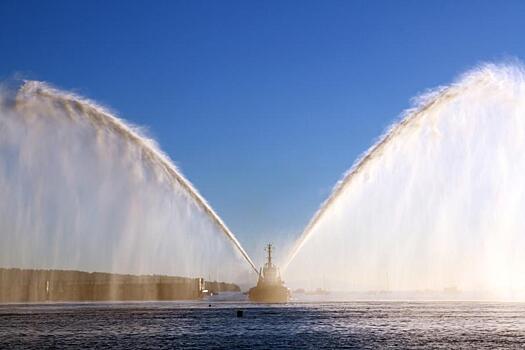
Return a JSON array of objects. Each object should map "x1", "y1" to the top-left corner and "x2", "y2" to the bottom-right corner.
[{"x1": 236, "y1": 310, "x2": 244, "y2": 317}]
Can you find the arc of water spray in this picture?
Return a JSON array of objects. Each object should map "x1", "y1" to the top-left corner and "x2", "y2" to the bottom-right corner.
[
  {"x1": 281, "y1": 68, "x2": 497, "y2": 272},
  {"x1": 15, "y1": 81, "x2": 259, "y2": 274}
]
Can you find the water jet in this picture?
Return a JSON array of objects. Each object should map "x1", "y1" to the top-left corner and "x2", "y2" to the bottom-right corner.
[
  {"x1": 284, "y1": 63, "x2": 525, "y2": 299},
  {"x1": 0, "y1": 81, "x2": 256, "y2": 289}
]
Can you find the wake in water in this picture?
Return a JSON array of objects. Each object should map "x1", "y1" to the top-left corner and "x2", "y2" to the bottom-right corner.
[
  {"x1": 0, "y1": 81, "x2": 256, "y2": 283},
  {"x1": 284, "y1": 63, "x2": 525, "y2": 299}
]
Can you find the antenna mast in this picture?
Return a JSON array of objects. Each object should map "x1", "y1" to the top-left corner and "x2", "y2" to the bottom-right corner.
[{"x1": 266, "y1": 243, "x2": 273, "y2": 267}]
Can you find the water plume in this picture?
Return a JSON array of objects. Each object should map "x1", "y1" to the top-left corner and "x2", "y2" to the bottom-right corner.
[
  {"x1": 284, "y1": 63, "x2": 525, "y2": 299},
  {"x1": 0, "y1": 81, "x2": 256, "y2": 283}
]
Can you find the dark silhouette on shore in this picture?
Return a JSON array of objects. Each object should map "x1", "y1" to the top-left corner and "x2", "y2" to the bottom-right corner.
[{"x1": 0, "y1": 268, "x2": 239, "y2": 303}]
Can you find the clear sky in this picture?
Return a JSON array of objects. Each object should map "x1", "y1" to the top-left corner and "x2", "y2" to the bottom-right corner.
[{"x1": 1, "y1": 1, "x2": 525, "y2": 258}]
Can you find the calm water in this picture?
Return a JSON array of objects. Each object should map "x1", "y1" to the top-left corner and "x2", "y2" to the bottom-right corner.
[{"x1": 2, "y1": 301, "x2": 525, "y2": 349}]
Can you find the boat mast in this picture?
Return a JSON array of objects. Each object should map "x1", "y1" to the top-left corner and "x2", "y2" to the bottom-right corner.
[{"x1": 266, "y1": 243, "x2": 273, "y2": 267}]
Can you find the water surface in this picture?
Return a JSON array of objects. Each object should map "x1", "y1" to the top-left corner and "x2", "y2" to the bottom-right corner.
[{"x1": 1, "y1": 301, "x2": 525, "y2": 349}]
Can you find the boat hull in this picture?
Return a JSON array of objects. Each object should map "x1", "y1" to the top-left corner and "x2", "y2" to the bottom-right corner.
[{"x1": 248, "y1": 285, "x2": 289, "y2": 303}]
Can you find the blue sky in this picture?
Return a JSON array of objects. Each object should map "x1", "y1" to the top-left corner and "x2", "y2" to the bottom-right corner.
[{"x1": 1, "y1": 1, "x2": 525, "y2": 257}]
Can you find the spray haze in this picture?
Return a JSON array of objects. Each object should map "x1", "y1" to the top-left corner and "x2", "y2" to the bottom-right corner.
[
  {"x1": 284, "y1": 63, "x2": 525, "y2": 299},
  {"x1": 3, "y1": 63, "x2": 525, "y2": 299},
  {"x1": 0, "y1": 81, "x2": 256, "y2": 283}
]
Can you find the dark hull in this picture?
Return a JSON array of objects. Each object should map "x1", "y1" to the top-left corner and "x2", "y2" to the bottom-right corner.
[{"x1": 248, "y1": 285, "x2": 289, "y2": 303}]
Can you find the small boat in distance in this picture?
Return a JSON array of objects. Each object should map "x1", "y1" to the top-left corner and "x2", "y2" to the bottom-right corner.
[{"x1": 248, "y1": 243, "x2": 290, "y2": 303}]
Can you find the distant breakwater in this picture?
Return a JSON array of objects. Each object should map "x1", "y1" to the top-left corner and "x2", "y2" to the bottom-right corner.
[{"x1": 0, "y1": 268, "x2": 239, "y2": 303}]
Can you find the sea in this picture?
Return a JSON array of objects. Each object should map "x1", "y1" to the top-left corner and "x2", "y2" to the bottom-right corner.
[{"x1": 2, "y1": 297, "x2": 525, "y2": 349}]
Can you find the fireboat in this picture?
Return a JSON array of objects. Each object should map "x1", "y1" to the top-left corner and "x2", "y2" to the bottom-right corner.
[{"x1": 248, "y1": 243, "x2": 290, "y2": 303}]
